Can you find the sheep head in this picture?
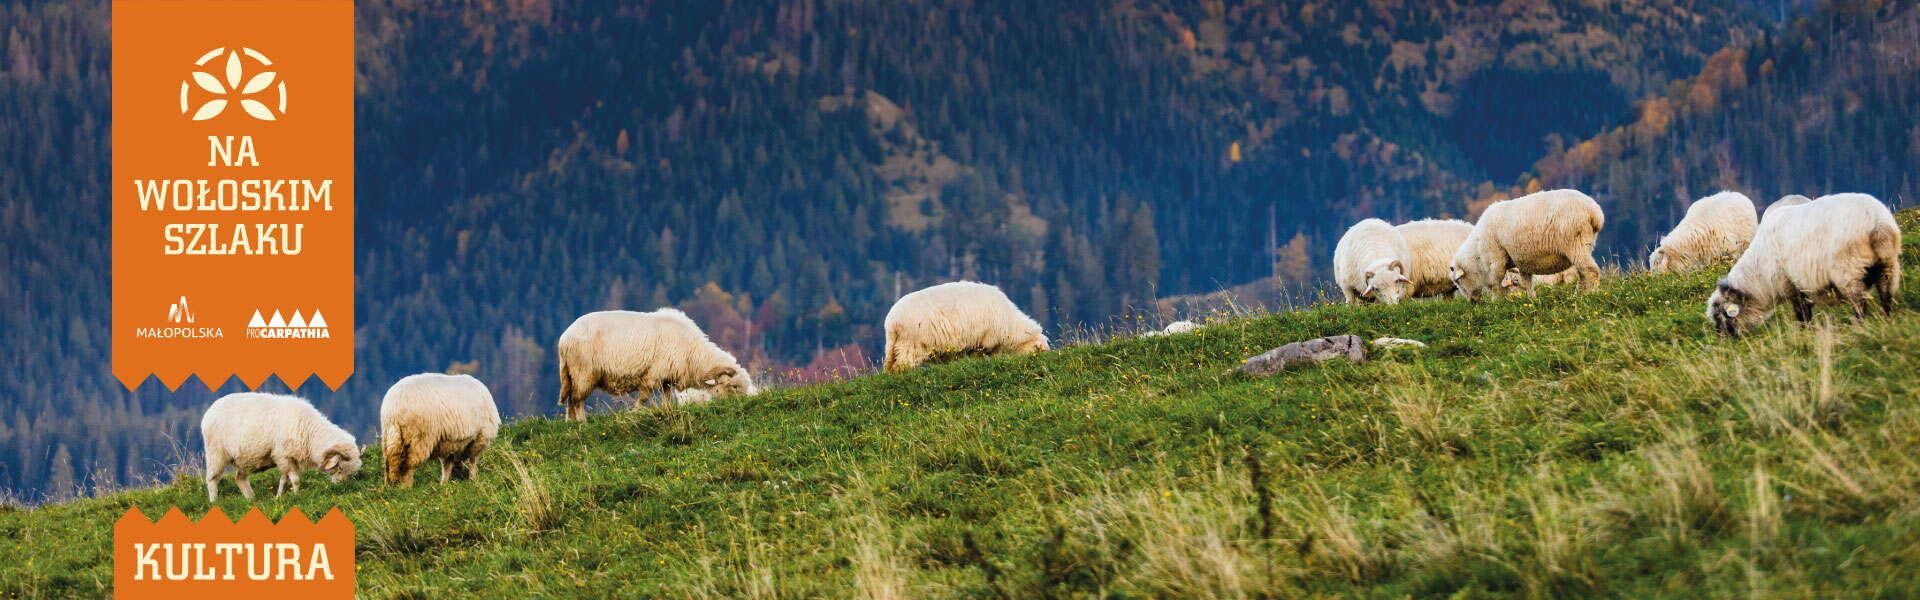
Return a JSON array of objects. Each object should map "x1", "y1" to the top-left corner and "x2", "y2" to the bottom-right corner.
[
  {"x1": 1361, "y1": 259, "x2": 1411, "y2": 304},
  {"x1": 701, "y1": 365, "x2": 758, "y2": 397},
  {"x1": 1448, "y1": 255, "x2": 1498, "y2": 301},
  {"x1": 321, "y1": 443, "x2": 363, "y2": 483},
  {"x1": 1707, "y1": 281, "x2": 1766, "y2": 336},
  {"x1": 1648, "y1": 247, "x2": 1669, "y2": 274}
]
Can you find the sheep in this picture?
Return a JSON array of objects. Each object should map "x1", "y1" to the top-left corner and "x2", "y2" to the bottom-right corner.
[
  {"x1": 1707, "y1": 193, "x2": 1902, "y2": 336},
  {"x1": 1450, "y1": 189, "x2": 1605, "y2": 300},
  {"x1": 1333, "y1": 218, "x2": 1412, "y2": 304},
  {"x1": 557, "y1": 308, "x2": 757, "y2": 422},
  {"x1": 1143, "y1": 320, "x2": 1199, "y2": 338},
  {"x1": 1761, "y1": 194, "x2": 1812, "y2": 223},
  {"x1": 1161, "y1": 320, "x2": 1199, "y2": 335},
  {"x1": 883, "y1": 281, "x2": 1048, "y2": 372},
  {"x1": 200, "y1": 393, "x2": 362, "y2": 502},
  {"x1": 1394, "y1": 219, "x2": 1474, "y2": 299},
  {"x1": 380, "y1": 373, "x2": 501, "y2": 487},
  {"x1": 1649, "y1": 191, "x2": 1758, "y2": 273}
]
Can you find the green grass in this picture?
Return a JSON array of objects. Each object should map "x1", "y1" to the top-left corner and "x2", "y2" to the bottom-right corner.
[{"x1": 7, "y1": 210, "x2": 1920, "y2": 598}]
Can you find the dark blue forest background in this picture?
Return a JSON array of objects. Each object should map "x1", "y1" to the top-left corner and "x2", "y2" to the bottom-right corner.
[{"x1": 5, "y1": 0, "x2": 1914, "y2": 501}]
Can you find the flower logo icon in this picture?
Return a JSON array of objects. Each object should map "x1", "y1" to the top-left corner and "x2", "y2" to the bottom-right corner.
[{"x1": 179, "y1": 47, "x2": 287, "y2": 121}]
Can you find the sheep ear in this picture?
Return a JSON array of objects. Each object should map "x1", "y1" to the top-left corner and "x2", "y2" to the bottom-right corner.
[
  {"x1": 704, "y1": 365, "x2": 738, "y2": 384},
  {"x1": 323, "y1": 453, "x2": 340, "y2": 471}
]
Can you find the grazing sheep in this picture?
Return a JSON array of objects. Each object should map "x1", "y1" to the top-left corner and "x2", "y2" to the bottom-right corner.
[
  {"x1": 1649, "y1": 191, "x2": 1758, "y2": 273},
  {"x1": 1333, "y1": 218, "x2": 1412, "y2": 304},
  {"x1": 380, "y1": 373, "x2": 501, "y2": 487},
  {"x1": 557, "y1": 309, "x2": 758, "y2": 422},
  {"x1": 200, "y1": 393, "x2": 362, "y2": 502},
  {"x1": 1707, "y1": 193, "x2": 1902, "y2": 336},
  {"x1": 1394, "y1": 219, "x2": 1474, "y2": 298},
  {"x1": 883, "y1": 281, "x2": 1048, "y2": 372},
  {"x1": 1761, "y1": 194, "x2": 1812, "y2": 224},
  {"x1": 1450, "y1": 189, "x2": 1605, "y2": 300}
]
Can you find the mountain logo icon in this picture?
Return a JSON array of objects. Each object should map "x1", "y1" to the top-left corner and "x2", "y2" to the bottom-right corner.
[
  {"x1": 246, "y1": 308, "x2": 330, "y2": 340},
  {"x1": 180, "y1": 47, "x2": 287, "y2": 121},
  {"x1": 166, "y1": 296, "x2": 195, "y2": 324}
]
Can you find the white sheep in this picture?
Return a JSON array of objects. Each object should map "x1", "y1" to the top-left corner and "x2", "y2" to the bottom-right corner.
[
  {"x1": 200, "y1": 393, "x2": 362, "y2": 502},
  {"x1": 1450, "y1": 189, "x2": 1605, "y2": 299},
  {"x1": 1394, "y1": 219, "x2": 1473, "y2": 299},
  {"x1": 1142, "y1": 320, "x2": 1200, "y2": 338},
  {"x1": 557, "y1": 308, "x2": 757, "y2": 422},
  {"x1": 1760, "y1": 194, "x2": 1813, "y2": 224},
  {"x1": 883, "y1": 281, "x2": 1048, "y2": 372},
  {"x1": 380, "y1": 373, "x2": 501, "y2": 487},
  {"x1": 1649, "y1": 191, "x2": 1758, "y2": 273},
  {"x1": 1161, "y1": 320, "x2": 1199, "y2": 335},
  {"x1": 1707, "y1": 193, "x2": 1902, "y2": 335},
  {"x1": 1333, "y1": 218, "x2": 1412, "y2": 304}
]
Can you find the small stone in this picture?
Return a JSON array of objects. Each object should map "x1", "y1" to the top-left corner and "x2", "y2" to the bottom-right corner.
[{"x1": 1371, "y1": 337, "x2": 1427, "y2": 350}]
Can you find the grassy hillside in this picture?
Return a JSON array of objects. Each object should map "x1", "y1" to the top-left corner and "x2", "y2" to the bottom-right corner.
[{"x1": 4, "y1": 209, "x2": 1918, "y2": 598}]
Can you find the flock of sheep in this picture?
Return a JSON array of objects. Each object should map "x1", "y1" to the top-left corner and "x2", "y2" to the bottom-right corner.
[
  {"x1": 1333, "y1": 189, "x2": 1902, "y2": 334},
  {"x1": 197, "y1": 279, "x2": 1050, "y2": 501},
  {"x1": 196, "y1": 189, "x2": 1903, "y2": 503}
]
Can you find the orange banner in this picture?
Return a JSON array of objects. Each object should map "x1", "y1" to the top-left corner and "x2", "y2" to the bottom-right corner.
[
  {"x1": 112, "y1": 1, "x2": 355, "y2": 391},
  {"x1": 114, "y1": 507, "x2": 355, "y2": 598}
]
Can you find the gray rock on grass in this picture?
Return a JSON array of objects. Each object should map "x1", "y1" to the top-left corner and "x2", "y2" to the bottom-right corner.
[{"x1": 1239, "y1": 335, "x2": 1367, "y2": 376}]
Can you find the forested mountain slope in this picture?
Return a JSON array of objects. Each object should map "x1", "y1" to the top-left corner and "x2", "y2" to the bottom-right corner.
[
  {"x1": 0, "y1": 0, "x2": 1784, "y2": 499},
  {"x1": 1473, "y1": 0, "x2": 1920, "y2": 261}
]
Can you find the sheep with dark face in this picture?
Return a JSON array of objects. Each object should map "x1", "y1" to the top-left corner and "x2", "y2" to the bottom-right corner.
[
  {"x1": 1450, "y1": 189, "x2": 1605, "y2": 300},
  {"x1": 1707, "y1": 193, "x2": 1902, "y2": 336},
  {"x1": 557, "y1": 309, "x2": 757, "y2": 421}
]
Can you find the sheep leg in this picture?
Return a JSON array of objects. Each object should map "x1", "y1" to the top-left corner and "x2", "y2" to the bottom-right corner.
[
  {"x1": 440, "y1": 460, "x2": 454, "y2": 484},
  {"x1": 401, "y1": 440, "x2": 435, "y2": 488},
  {"x1": 1572, "y1": 251, "x2": 1602, "y2": 292},
  {"x1": 287, "y1": 468, "x2": 300, "y2": 494},
  {"x1": 1791, "y1": 293, "x2": 1815, "y2": 323},
  {"x1": 462, "y1": 439, "x2": 489, "y2": 481},
  {"x1": 1870, "y1": 261, "x2": 1898, "y2": 315},
  {"x1": 1838, "y1": 282, "x2": 1871, "y2": 321},
  {"x1": 273, "y1": 457, "x2": 296, "y2": 497},
  {"x1": 204, "y1": 452, "x2": 228, "y2": 503},
  {"x1": 559, "y1": 361, "x2": 585, "y2": 422},
  {"x1": 234, "y1": 468, "x2": 256, "y2": 500}
]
